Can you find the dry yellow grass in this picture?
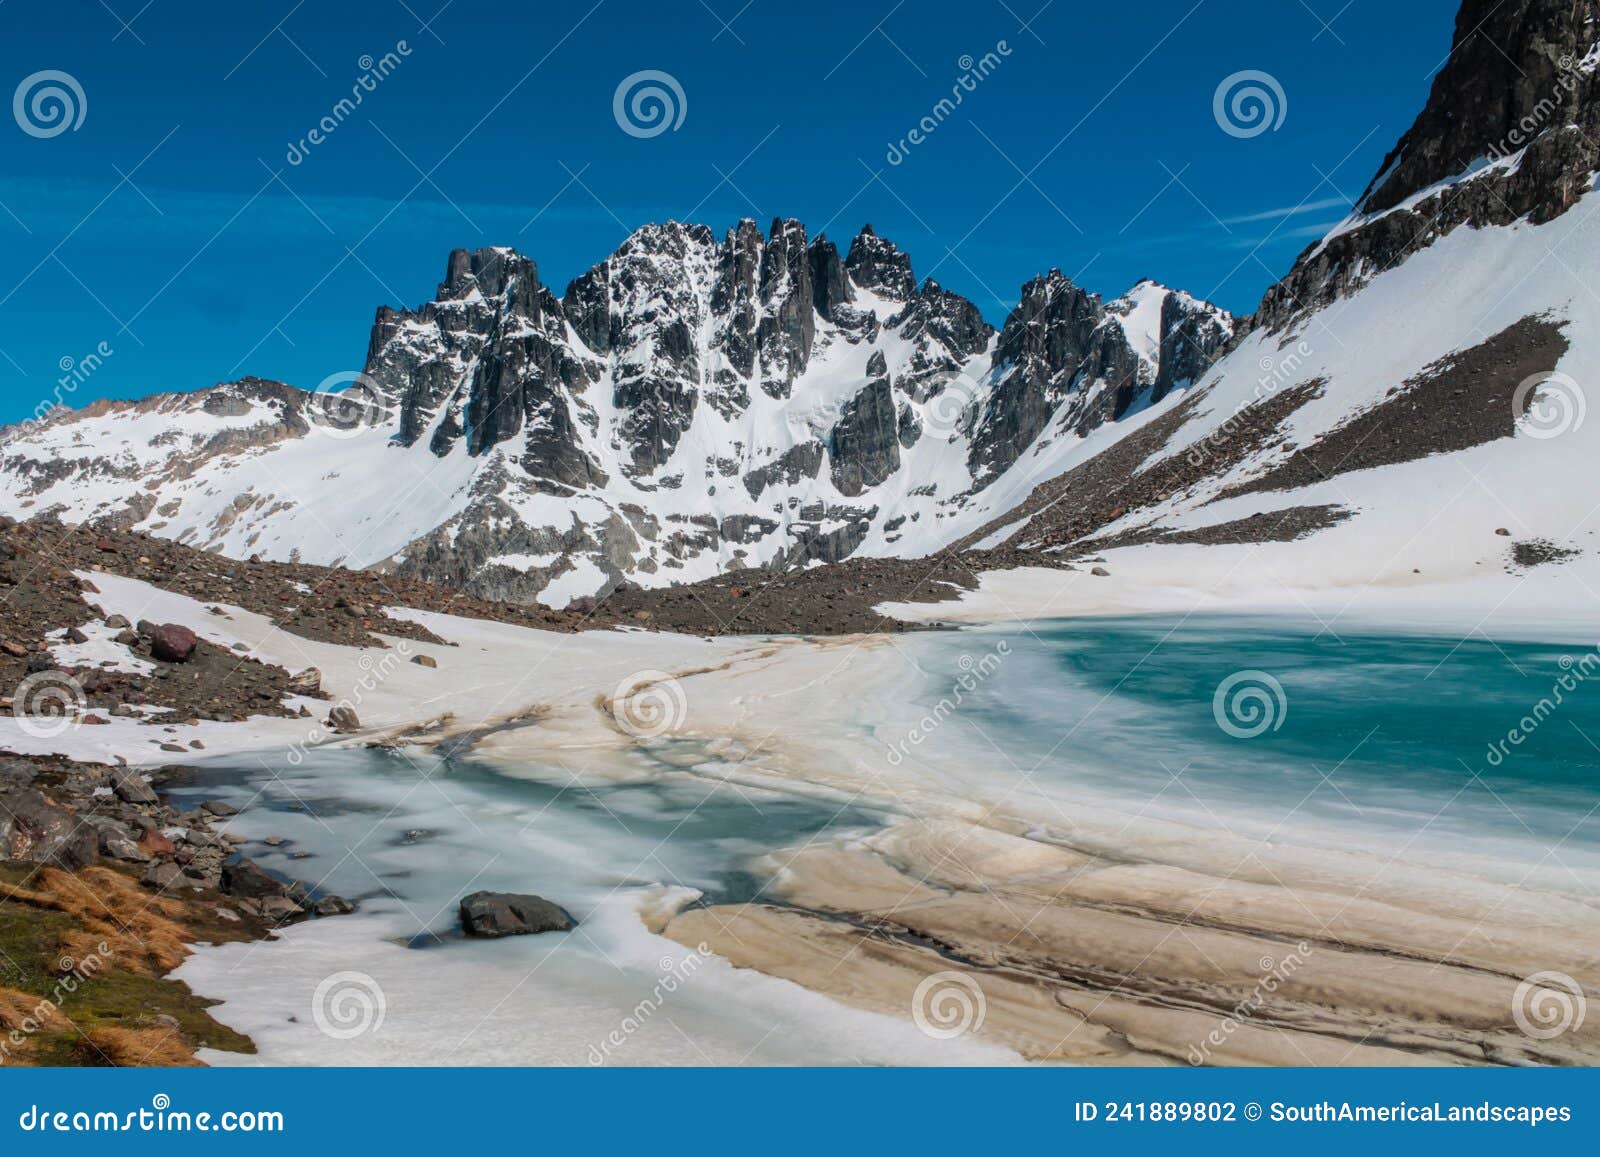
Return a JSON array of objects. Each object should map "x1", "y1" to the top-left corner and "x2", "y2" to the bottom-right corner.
[
  {"x1": 23, "y1": 866, "x2": 194, "y2": 975},
  {"x1": 0, "y1": 986, "x2": 69, "y2": 1032},
  {"x1": 80, "y1": 1025, "x2": 200, "y2": 1068}
]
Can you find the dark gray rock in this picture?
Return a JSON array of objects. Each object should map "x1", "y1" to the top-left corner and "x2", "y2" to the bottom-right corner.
[
  {"x1": 0, "y1": 785, "x2": 99, "y2": 869},
  {"x1": 221, "y1": 857, "x2": 293, "y2": 900},
  {"x1": 844, "y1": 225, "x2": 916, "y2": 300},
  {"x1": 969, "y1": 270, "x2": 1101, "y2": 485},
  {"x1": 142, "y1": 862, "x2": 185, "y2": 891},
  {"x1": 111, "y1": 769, "x2": 158, "y2": 804},
  {"x1": 459, "y1": 890, "x2": 576, "y2": 937},
  {"x1": 807, "y1": 234, "x2": 854, "y2": 319},
  {"x1": 829, "y1": 353, "x2": 902, "y2": 497},
  {"x1": 314, "y1": 895, "x2": 355, "y2": 917}
]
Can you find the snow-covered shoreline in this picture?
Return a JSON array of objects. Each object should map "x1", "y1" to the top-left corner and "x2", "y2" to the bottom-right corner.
[{"x1": 6, "y1": 565, "x2": 1599, "y2": 1065}]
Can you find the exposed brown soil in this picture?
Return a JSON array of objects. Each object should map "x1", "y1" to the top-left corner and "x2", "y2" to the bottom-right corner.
[
  {"x1": 953, "y1": 379, "x2": 1328, "y2": 556},
  {"x1": 1087, "y1": 503, "x2": 1352, "y2": 551},
  {"x1": 1220, "y1": 316, "x2": 1570, "y2": 500},
  {"x1": 598, "y1": 545, "x2": 1069, "y2": 637}
]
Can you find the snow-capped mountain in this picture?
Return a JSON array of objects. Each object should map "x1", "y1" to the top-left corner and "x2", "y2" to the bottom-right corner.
[
  {"x1": 7, "y1": 0, "x2": 1594, "y2": 614},
  {"x1": 0, "y1": 222, "x2": 1229, "y2": 605},
  {"x1": 945, "y1": 0, "x2": 1600, "y2": 603}
]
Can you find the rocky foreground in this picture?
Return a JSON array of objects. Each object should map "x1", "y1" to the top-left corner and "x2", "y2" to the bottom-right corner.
[{"x1": 0, "y1": 746, "x2": 354, "y2": 1065}]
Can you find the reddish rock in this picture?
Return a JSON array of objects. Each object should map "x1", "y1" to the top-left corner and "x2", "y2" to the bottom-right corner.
[{"x1": 148, "y1": 623, "x2": 199, "y2": 662}]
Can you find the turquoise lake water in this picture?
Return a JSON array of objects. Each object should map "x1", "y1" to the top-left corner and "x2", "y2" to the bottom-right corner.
[{"x1": 907, "y1": 616, "x2": 1600, "y2": 874}]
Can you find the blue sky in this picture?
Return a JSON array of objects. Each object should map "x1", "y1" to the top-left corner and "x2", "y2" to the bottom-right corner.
[{"x1": 0, "y1": 0, "x2": 1459, "y2": 424}]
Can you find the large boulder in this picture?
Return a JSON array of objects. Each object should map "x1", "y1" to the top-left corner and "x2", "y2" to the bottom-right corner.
[
  {"x1": 110, "y1": 769, "x2": 158, "y2": 804},
  {"x1": 221, "y1": 856, "x2": 297, "y2": 900},
  {"x1": 0, "y1": 785, "x2": 99, "y2": 869},
  {"x1": 459, "y1": 890, "x2": 575, "y2": 938},
  {"x1": 148, "y1": 622, "x2": 199, "y2": 663}
]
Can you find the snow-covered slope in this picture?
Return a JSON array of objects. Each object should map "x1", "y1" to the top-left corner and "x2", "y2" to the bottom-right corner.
[
  {"x1": 0, "y1": 224, "x2": 1229, "y2": 605},
  {"x1": 951, "y1": 0, "x2": 1600, "y2": 605}
]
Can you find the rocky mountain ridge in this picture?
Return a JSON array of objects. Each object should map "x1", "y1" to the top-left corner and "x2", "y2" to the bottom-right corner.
[{"x1": 0, "y1": 220, "x2": 1230, "y2": 605}]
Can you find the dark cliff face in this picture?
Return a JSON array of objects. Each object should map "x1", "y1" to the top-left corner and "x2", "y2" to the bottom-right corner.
[
  {"x1": 1255, "y1": 0, "x2": 1600, "y2": 331},
  {"x1": 1361, "y1": 0, "x2": 1600, "y2": 214},
  {"x1": 829, "y1": 351, "x2": 902, "y2": 497},
  {"x1": 364, "y1": 248, "x2": 604, "y2": 491},
  {"x1": 808, "y1": 235, "x2": 854, "y2": 320},
  {"x1": 966, "y1": 272, "x2": 1101, "y2": 484},
  {"x1": 967, "y1": 275, "x2": 1233, "y2": 486},
  {"x1": 1154, "y1": 291, "x2": 1233, "y2": 401},
  {"x1": 843, "y1": 225, "x2": 917, "y2": 300}
]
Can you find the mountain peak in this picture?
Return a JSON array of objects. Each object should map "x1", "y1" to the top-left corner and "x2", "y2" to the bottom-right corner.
[
  {"x1": 1359, "y1": 0, "x2": 1599, "y2": 215},
  {"x1": 1254, "y1": 0, "x2": 1600, "y2": 332},
  {"x1": 844, "y1": 225, "x2": 916, "y2": 299}
]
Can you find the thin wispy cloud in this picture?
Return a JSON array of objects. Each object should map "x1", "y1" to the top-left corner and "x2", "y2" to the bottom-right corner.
[
  {"x1": 1221, "y1": 196, "x2": 1353, "y2": 225},
  {"x1": 1223, "y1": 219, "x2": 1346, "y2": 249}
]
